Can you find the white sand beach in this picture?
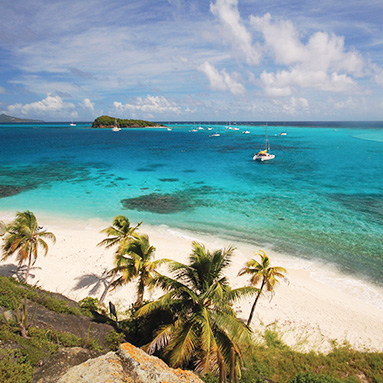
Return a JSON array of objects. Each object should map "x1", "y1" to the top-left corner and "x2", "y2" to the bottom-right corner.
[{"x1": 1, "y1": 211, "x2": 383, "y2": 354}]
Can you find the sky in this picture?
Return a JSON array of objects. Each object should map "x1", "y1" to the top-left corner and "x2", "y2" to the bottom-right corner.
[{"x1": 0, "y1": 0, "x2": 383, "y2": 122}]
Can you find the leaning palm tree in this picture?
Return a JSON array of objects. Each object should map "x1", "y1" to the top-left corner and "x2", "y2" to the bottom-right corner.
[
  {"x1": 238, "y1": 250, "x2": 287, "y2": 326},
  {"x1": 1, "y1": 211, "x2": 56, "y2": 282},
  {"x1": 112, "y1": 234, "x2": 164, "y2": 308},
  {"x1": 137, "y1": 242, "x2": 256, "y2": 383},
  {"x1": 96, "y1": 215, "x2": 142, "y2": 303}
]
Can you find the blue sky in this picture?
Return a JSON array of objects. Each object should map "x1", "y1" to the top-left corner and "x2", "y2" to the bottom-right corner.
[{"x1": 0, "y1": 0, "x2": 382, "y2": 121}]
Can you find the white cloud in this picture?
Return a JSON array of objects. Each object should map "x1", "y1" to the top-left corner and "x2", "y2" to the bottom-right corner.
[
  {"x1": 370, "y1": 63, "x2": 383, "y2": 85},
  {"x1": 251, "y1": 13, "x2": 364, "y2": 75},
  {"x1": 0, "y1": 86, "x2": 5, "y2": 94},
  {"x1": 210, "y1": 0, "x2": 260, "y2": 65},
  {"x1": 7, "y1": 95, "x2": 75, "y2": 116},
  {"x1": 113, "y1": 95, "x2": 181, "y2": 115},
  {"x1": 198, "y1": 61, "x2": 245, "y2": 95},
  {"x1": 260, "y1": 69, "x2": 358, "y2": 97},
  {"x1": 80, "y1": 98, "x2": 95, "y2": 111},
  {"x1": 273, "y1": 96, "x2": 310, "y2": 115},
  {"x1": 250, "y1": 13, "x2": 364, "y2": 97}
]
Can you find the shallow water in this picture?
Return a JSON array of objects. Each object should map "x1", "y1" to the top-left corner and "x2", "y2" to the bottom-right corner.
[{"x1": 0, "y1": 122, "x2": 382, "y2": 287}]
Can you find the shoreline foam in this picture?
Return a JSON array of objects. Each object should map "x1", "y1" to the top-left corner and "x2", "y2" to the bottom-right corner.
[{"x1": 1, "y1": 211, "x2": 383, "y2": 353}]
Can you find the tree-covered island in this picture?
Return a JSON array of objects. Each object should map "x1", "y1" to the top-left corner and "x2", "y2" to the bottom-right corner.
[{"x1": 92, "y1": 115, "x2": 164, "y2": 128}]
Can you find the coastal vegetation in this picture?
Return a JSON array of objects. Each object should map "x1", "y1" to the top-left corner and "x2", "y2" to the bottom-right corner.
[
  {"x1": 0, "y1": 113, "x2": 44, "y2": 123},
  {"x1": 91, "y1": 115, "x2": 162, "y2": 128},
  {"x1": 0, "y1": 212, "x2": 383, "y2": 383},
  {"x1": 238, "y1": 250, "x2": 287, "y2": 326},
  {"x1": 137, "y1": 242, "x2": 256, "y2": 382},
  {"x1": 1, "y1": 211, "x2": 56, "y2": 282},
  {"x1": 112, "y1": 234, "x2": 165, "y2": 308}
]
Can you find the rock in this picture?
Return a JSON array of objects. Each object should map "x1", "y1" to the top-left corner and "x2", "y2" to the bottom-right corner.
[
  {"x1": 0, "y1": 307, "x2": 14, "y2": 322},
  {"x1": 32, "y1": 347, "x2": 101, "y2": 383},
  {"x1": 57, "y1": 342, "x2": 204, "y2": 383}
]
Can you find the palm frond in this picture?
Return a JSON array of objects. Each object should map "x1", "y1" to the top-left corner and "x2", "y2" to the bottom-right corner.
[
  {"x1": 167, "y1": 321, "x2": 198, "y2": 368},
  {"x1": 144, "y1": 323, "x2": 174, "y2": 355}
]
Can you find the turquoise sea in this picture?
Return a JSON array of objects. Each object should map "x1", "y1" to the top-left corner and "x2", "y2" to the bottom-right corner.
[{"x1": 0, "y1": 122, "x2": 382, "y2": 293}]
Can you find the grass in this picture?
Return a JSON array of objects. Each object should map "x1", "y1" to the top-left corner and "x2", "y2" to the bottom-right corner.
[
  {"x1": 200, "y1": 328, "x2": 383, "y2": 383},
  {"x1": 1, "y1": 276, "x2": 382, "y2": 383},
  {"x1": 0, "y1": 276, "x2": 82, "y2": 315},
  {"x1": 236, "y1": 329, "x2": 383, "y2": 383},
  {"x1": 0, "y1": 276, "x2": 118, "y2": 383}
]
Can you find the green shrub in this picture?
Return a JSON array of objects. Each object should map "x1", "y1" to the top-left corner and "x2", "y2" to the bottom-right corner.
[
  {"x1": 79, "y1": 296, "x2": 100, "y2": 316},
  {"x1": 288, "y1": 372, "x2": 350, "y2": 383},
  {"x1": 0, "y1": 349, "x2": 34, "y2": 383},
  {"x1": 264, "y1": 328, "x2": 288, "y2": 350},
  {"x1": 105, "y1": 330, "x2": 125, "y2": 351},
  {"x1": 0, "y1": 276, "x2": 81, "y2": 316}
]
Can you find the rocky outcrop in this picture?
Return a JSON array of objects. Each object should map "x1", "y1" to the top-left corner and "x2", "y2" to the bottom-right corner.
[
  {"x1": 57, "y1": 342, "x2": 204, "y2": 383},
  {"x1": 32, "y1": 347, "x2": 101, "y2": 383}
]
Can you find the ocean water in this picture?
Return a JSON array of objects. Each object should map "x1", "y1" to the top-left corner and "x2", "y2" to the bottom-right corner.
[{"x1": 0, "y1": 122, "x2": 382, "y2": 292}]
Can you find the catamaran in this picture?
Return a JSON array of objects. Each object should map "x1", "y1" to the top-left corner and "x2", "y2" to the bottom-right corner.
[
  {"x1": 112, "y1": 119, "x2": 121, "y2": 132},
  {"x1": 253, "y1": 125, "x2": 275, "y2": 161}
]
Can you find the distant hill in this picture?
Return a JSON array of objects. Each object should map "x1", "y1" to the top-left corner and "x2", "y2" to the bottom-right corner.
[
  {"x1": 0, "y1": 113, "x2": 44, "y2": 123},
  {"x1": 92, "y1": 115, "x2": 163, "y2": 128}
]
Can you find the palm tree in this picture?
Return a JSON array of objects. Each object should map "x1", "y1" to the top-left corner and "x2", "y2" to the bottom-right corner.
[
  {"x1": 238, "y1": 250, "x2": 287, "y2": 326},
  {"x1": 1, "y1": 211, "x2": 56, "y2": 282},
  {"x1": 97, "y1": 215, "x2": 142, "y2": 251},
  {"x1": 111, "y1": 234, "x2": 165, "y2": 308},
  {"x1": 97, "y1": 215, "x2": 142, "y2": 303},
  {"x1": 137, "y1": 241, "x2": 256, "y2": 383}
]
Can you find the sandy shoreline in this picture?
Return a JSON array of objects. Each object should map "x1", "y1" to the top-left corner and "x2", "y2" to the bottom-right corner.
[{"x1": 1, "y1": 210, "x2": 383, "y2": 353}]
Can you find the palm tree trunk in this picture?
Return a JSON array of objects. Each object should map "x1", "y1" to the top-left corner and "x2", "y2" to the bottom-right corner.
[
  {"x1": 247, "y1": 279, "x2": 265, "y2": 326},
  {"x1": 24, "y1": 253, "x2": 33, "y2": 282},
  {"x1": 100, "y1": 274, "x2": 116, "y2": 304},
  {"x1": 135, "y1": 277, "x2": 145, "y2": 308},
  {"x1": 229, "y1": 347, "x2": 235, "y2": 383},
  {"x1": 218, "y1": 351, "x2": 227, "y2": 383}
]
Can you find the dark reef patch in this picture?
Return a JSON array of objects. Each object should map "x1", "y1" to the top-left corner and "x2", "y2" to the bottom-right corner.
[
  {"x1": 329, "y1": 193, "x2": 383, "y2": 223},
  {"x1": 136, "y1": 164, "x2": 165, "y2": 172},
  {"x1": 121, "y1": 185, "x2": 220, "y2": 214},
  {"x1": 0, "y1": 185, "x2": 25, "y2": 198},
  {"x1": 121, "y1": 193, "x2": 192, "y2": 214},
  {"x1": 159, "y1": 178, "x2": 179, "y2": 182},
  {"x1": 0, "y1": 161, "x2": 110, "y2": 198}
]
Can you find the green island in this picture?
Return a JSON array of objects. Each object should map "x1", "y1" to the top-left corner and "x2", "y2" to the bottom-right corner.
[
  {"x1": 91, "y1": 115, "x2": 163, "y2": 128},
  {"x1": 0, "y1": 113, "x2": 44, "y2": 123},
  {"x1": 0, "y1": 212, "x2": 382, "y2": 383}
]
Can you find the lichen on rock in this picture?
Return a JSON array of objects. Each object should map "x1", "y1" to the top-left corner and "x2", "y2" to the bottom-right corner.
[{"x1": 57, "y1": 342, "x2": 204, "y2": 383}]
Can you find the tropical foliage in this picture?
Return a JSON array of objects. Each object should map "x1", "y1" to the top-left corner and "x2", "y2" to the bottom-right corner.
[
  {"x1": 1, "y1": 211, "x2": 56, "y2": 282},
  {"x1": 112, "y1": 234, "x2": 165, "y2": 308},
  {"x1": 97, "y1": 215, "x2": 142, "y2": 251},
  {"x1": 238, "y1": 250, "x2": 287, "y2": 326},
  {"x1": 97, "y1": 215, "x2": 142, "y2": 302},
  {"x1": 92, "y1": 115, "x2": 161, "y2": 128},
  {"x1": 137, "y1": 241, "x2": 257, "y2": 383}
]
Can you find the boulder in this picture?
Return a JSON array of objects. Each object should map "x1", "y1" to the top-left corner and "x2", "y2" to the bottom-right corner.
[{"x1": 57, "y1": 342, "x2": 204, "y2": 383}]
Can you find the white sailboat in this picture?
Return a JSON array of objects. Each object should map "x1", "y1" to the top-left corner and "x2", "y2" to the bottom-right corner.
[
  {"x1": 112, "y1": 119, "x2": 121, "y2": 132},
  {"x1": 69, "y1": 119, "x2": 76, "y2": 126},
  {"x1": 253, "y1": 125, "x2": 275, "y2": 161}
]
